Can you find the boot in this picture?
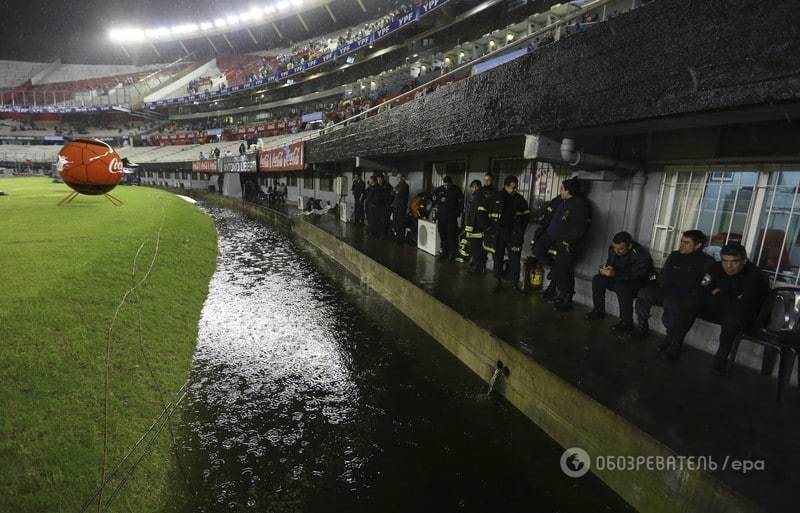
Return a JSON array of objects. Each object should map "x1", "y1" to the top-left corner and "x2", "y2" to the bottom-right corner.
[
  {"x1": 611, "y1": 321, "x2": 634, "y2": 333},
  {"x1": 584, "y1": 309, "x2": 605, "y2": 321},
  {"x1": 631, "y1": 321, "x2": 650, "y2": 339},
  {"x1": 659, "y1": 337, "x2": 682, "y2": 361},
  {"x1": 541, "y1": 281, "x2": 558, "y2": 300},
  {"x1": 711, "y1": 356, "x2": 729, "y2": 377},
  {"x1": 553, "y1": 294, "x2": 574, "y2": 311}
]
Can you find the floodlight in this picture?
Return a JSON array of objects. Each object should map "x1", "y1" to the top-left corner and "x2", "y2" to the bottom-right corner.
[
  {"x1": 264, "y1": 5, "x2": 277, "y2": 15},
  {"x1": 215, "y1": 18, "x2": 228, "y2": 27},
  {"x1": 278, "y1": 1, "x2": 291, "y2": 10},
  {"x1": 200, "y1": 22, "x2": 213, "y2": 30},
  {"x1": 227, "y1": 15, "x2": 240, "y2": 25}
]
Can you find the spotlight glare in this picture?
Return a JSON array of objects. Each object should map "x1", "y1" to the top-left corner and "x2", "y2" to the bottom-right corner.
[
  {"x1": 226, "y1": 15, "x2": 240, "y2": 24},
  {"x1": 277, "y1": 1, "x2": 290, "y2": 10},
  {"x1": 214, "y1": 18, "x2": 227, "y2": 27},
  {"x1": 264, "y1": 5, "x2": 276, "y2": 15},
  {"x1": 200, "y1": 21, "x2": 213, "y2": 30}
]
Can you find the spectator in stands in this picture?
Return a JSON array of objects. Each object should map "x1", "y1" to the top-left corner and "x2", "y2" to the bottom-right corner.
[
  {"x1": 586, "y1": 231, "x2": 655, "y2": 333},
  {"x1": 214, "y1": 147, "x2": 221, "y2": 159},
  {"x1": 282, "y1": 182, "x2": 288, "y2": 202},
  {"x1": 632, "y1": 230, "x2": 714, "y2": 339},
  {"x1": 659, "y1": 243, "x2": 769, "y2": 375},
  {"x1": 198, "y1": 151, "x2": 206, "y2": 160},
  {"x1": 239, "y1": 140, "x2": 247, "y2": 155}
]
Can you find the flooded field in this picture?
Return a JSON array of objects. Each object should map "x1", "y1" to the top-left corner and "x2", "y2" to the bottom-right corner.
[{"x1": 170, "y1": 205, "x2": 631, "y2": 512}]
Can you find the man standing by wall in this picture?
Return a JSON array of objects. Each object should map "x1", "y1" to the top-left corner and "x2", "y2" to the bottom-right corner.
[
  {"x1": 351, "y1": 174, "x2": 366, "y2": 225},
  {"x1": 530, "y1": 177, "x2": 592, "y2": 311},
  {"x1": 392, "y1": 174, "x2": 410, "y2": 243},
  {"x1": 463, "y1": 180, "x2": 486, "y2": 273},
  {"x1": 483, "y1": 176, "x2": 530, "y2": 292},
  {"x1": 433, "y1": 176, "x2": 463, "y2": 261}
]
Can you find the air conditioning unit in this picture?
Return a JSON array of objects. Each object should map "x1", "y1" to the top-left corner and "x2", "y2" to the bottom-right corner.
[
  {"x1": 297, "y1": 196, "x2": 304, "y2": 209},
  {"x1": 417, "y1": 219, "x2": 440, "y2": 256},
  {"x1": 334, "y1": 176, "x2": 346, "y2": 196},
  {"x1": 339, "y1": 201, "x2": 351, "y2": 222}
]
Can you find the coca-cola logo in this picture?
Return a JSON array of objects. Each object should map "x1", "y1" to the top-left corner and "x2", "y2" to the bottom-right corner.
[{"x1": 108, "y1": 158, "x2": 124, "y2": 174}]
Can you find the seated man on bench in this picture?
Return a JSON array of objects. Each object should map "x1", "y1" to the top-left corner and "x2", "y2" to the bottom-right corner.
[
  {"x1": 659, "y1": 243, "x2": 769, "y2": 376},
  {"x1": 632, "y1": 230, "x2": 714, "y2": 339}
]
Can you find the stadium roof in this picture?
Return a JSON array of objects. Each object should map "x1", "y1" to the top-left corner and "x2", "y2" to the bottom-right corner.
[{"x1": 0, "y1": 0, "x2": 399, "y2": 65}]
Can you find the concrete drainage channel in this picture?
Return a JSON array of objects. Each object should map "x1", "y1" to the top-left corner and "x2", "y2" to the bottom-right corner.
[{"x1": 192, "y1": 192, "x2": 761, "y2": 513}]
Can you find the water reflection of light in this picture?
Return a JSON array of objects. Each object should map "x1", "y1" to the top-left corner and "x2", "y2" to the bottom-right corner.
[{"x1": 186, "y1": 208, "x2": 360, "y2": 495}]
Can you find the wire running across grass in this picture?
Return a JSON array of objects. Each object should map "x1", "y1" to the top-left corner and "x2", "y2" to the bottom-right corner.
[{"x1": 94, "y1": 200, "x2": 172, "y2": 513}]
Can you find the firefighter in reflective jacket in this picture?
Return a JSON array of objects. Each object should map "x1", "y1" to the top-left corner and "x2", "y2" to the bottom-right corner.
[
  {"x1": 483, "y1": 175, "x2": 530, "y2": 291},
  {"x1": 463, "y1": 179, "x2": 487, "y2": 273}
]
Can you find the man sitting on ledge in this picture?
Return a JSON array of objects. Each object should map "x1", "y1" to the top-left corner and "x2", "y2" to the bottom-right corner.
[
  {"x1": 585, "y1": 231, "x2": 655, "y2": 332},
  {"x1": 632, "y1": 230, "x2": 714, "y2": 339},
  {"x1": 659, "y1": 243, "x2": 769, "y2": 376}
]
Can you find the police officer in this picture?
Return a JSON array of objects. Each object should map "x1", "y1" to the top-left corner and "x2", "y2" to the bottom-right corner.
[
  {"x1": 463, "y1": 179, "x2": 486, "y2": 273},
  {"x1": 392, "y1": 174, "x2": 410, "y2": 243},
  {"x1": 483, "y1": 175, "x2": 530, "y2": 292},
  {"x1": 530, "y1": 177, "x2": 591, "y2": 310},
  {"x1": 633, "y1": 230, "x2": 713, "y2": 338},
  {"x1": 364, "y1": 176, "x2": 380, "y2": 238},
  {"x1": 659, "y1": 243, "x2": 769, "y2": 375},
  {"x1": 377, "y1": 174, "x2": 393, "y2": 239},
  {"x1": 351, "y1": 174, "x2": 366, "y2": 225},
  {"x1": 586, "y1": 231, "x2": 655, "y2": 332},
  {"x1": 433, "y1": 176, "x2": 463, "y2": 261}
]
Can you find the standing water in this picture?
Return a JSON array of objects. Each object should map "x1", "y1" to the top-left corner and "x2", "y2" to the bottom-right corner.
[{"x1": 166, "y1": 206, "x2": 631, "y2": 512}]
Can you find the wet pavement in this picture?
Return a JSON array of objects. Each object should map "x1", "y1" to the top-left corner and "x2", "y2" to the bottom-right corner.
[
  {"x1": 278, "y1": 204, "x2": 800, "y2": 513},
  {"x1": 169, "y1": 205, "x2": 632, "y2": 512}
]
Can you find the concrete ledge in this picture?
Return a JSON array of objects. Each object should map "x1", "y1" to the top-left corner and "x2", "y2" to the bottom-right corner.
[
  {"x1": 292, "y1": 219, "x2": 761, "y2": 513},
  {"x1": 197, "y1": 196, "x2": 763, "y2": 513}
]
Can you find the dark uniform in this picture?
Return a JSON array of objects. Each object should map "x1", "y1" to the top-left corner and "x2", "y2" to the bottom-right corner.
[
  {"x1": 364, "y1": 182, "x2": 381, "y2": 238},
  {"x1": 483, "y1": 189, "x2": 530, "y2": 283},
  {"x1": 352, "y1": 178, "x2": 366, "y2": 225},
  {"x1": 432, "y1": 184, "x2": 464, "y2": 260},
  {"x1": 592, "y1": 242, "x2": 655, "y2": 326},
  {"x1": 464, "y1": 186, "x2": 494, "y2": 273},
  {"x1": 636, "y1": 249, "x2": 714, "y2": 331},
  {"x1": 531, "y1": 195, "x2": 591, "y2": 300},
  {"x1": 380, "y1": 181, "x2": 393, "y2": 239},
  {"x1": 661, "y1": 261, "x2": 769, "y2": 368},
  {"x1": 392, "y1": 180, "x2": 409, "y2": 243}
]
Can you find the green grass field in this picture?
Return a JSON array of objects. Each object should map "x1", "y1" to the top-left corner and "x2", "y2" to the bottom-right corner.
[{"x1": 0, "y1": 178, "x2": 218, "y2": 512}]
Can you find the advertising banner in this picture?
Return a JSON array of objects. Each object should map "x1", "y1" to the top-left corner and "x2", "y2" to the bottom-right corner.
[
  {"x1": 220, "y1": 153, "x2": 258, "y2": 173},
  {"x1": 192, "y1": 159, "x2": 219, "y2": 174},
  {"x1": 258, "y1": 142, "x2": 304, "y2": 172}
]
